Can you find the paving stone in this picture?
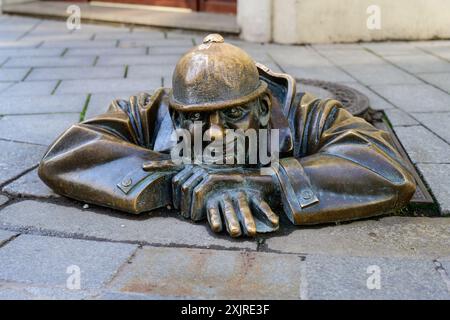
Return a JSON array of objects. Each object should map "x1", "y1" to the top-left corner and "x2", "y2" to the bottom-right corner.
[
  {"x1": 0, "y1": 283, "x2": 93, "y2": 300},
  {"x1": 56, "y1": 79, "x2": 161, "y2": 95},
  {"x1": 97, "y1": 54, "x2": 181, "y2": 66},
  {"x1": 370, "y1": 84, "x2": 450, "y2": 112},
  {"x1": 418, "y1": 72, "x2": 450, "y2": 93},
  {"x1": 23, "y1": 33, "x2": 94, "y2": 43},
  {"x1": 0, "y1": 94, "x2": 87, "y2": 115},
  {"x1": 0, "y1": 113, "x2": 79, "y2": 145},
  {"x1": 0, "y1": 82, "x2": 13, "y2": 94},
  {"x1": 265, "y1": 216, "x2": 450, "y2": 258},
  {"x1": 26, "y1": 66, "x2": 126, "y2": 81},
  {"x1": 393, "y1": 125, "x2": 450, "y2": 163},
  {"x1": 0, "y1": 140, "x2": 46, "y2": 185},
  {"x1": 0, "y1": 48, "x2": 64, "y2": 58},
  {"x1": 127, "y1": 64, "x2": 174, "y2": 80},
  {"x1": 0, "y1": 67, "x2": 30, "y2": 81},
  {"x1": 342, "y1": 64, "x2": 421, "y2": 85},
  {"x1": 85, "y1": 91, "x2": 146, "y2": 118},
  {"x1": 0, "y1": 230, "x2": 17, "y2": 246},
  {"x1": 65, "y1": 47, "x2": 146, "y2": 56},
  {"x1": 0, "y1": 234, "x2": 137, "y2": 289},
  {"x1": 385, "y1": 109, "x2": 419, "y2": 126},
  {"x1": 2, "y1": 169, "x2": 60, "y2": 199},
  {"x1": 0, "y1": 195, "x2": 8, "y2": 206},
  {"x1": 416, "y1": 164, "x2": 450, "y2": 215},
  {"x1": 302, "y1": 255, "x2": 449, "y2": 299},
  {"x1": 94, "y1": 31, "x2": 164, "y2": 41},
  {"x1": 345, "y1": 83, "x2": 396, "y2": 110},
  {"x1": 412, "y1": 112, "x2": 450, "y2": 143},
  {"x1": 4, "y1": 56, "x2": 96, "y2": 68},
  {"x1": 0, "y1": 80, "x2": 58, "y2": 96},
  {"x1": 363, "y1": 42, "x2": 424, "y2": 56},
  {"x1": 0, "y1": 201, "x2": 257, "y2": 250},
  {"x1": 118, "y1": 39, "x2": 194, "y2": 48},
  {"x1": 0, "y1": 40, "x2": 42, "y2": 49},
  {"x1": 418, "y1": 45, "x2": 450, "y2": 61},
  {"x1": 284, "y1": 65, "x2": 356, "y2": 83},
  {"x1": 385, "y1": 54, "x2": 450, "y2": 74},
  {"x1": 148, "y1": 46, "x2": 192, "y2": 55},
  {"x1": 41, "y1": 40, "x2": 118, "y2": 48},
  {"x1": 110, "y1": 246, "x2": 303, "y2": 299},
  {"x1": 96, "y1": 291, "x2": 171, "y2": 300}
]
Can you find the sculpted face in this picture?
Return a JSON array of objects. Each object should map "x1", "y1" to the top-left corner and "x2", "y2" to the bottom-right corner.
[
  {"x1": 170, "y1": 93, "x2": 272, "y2": 165},
  {"x1": 172, "y1": 93, "x2": 271, "y2": 137}
]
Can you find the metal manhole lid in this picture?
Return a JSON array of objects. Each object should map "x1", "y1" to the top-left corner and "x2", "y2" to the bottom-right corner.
[{"x1": 297, "y1": 78, "x2": 370, "y2": 116}]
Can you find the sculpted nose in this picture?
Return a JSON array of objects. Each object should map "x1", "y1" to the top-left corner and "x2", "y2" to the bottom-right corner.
[{"x1": 204, "y1": 111, "x2": 223, "y2": 142}]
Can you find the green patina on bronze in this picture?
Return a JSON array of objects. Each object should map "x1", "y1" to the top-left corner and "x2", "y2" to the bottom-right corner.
[{"x1": 38, "y1": 34, "x2": 416, "y2": 238}]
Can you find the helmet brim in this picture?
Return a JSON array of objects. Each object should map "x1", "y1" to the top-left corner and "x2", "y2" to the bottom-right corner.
[{"x1": 169, "y1": 81, "x2": 268, "y2": 112}]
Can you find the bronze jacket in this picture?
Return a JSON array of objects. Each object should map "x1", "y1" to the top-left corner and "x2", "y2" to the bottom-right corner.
[{"x1": 38, "y1": 69, "x2": 416, "y2": 225}]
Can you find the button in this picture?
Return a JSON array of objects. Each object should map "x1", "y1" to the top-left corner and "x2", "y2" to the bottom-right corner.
[
  {"x1": 121, "y1": 178, "x2": 132, "y2": 187},
  {"x1": 301, "y1": 189, "x2": 313, "y2": 200}
]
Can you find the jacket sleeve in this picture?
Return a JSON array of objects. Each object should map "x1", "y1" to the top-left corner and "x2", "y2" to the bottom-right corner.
[
  {"x1": 38, "y1": 91, "x2": 177, "y2": 214},
  {"x1": 277, "y1": 93, "x2": 416, "y2": 224}
]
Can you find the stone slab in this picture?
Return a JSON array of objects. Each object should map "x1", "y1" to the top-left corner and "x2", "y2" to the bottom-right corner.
[
  {"x1": 0, "y1": 48, "x2": 64, "y2": 57},
  {"x1": 417, "y1": 164, "x2": 450, "y2": 215},
  {"x1": 65, "y1": 47, "x2": 146, "y2": 56},
  {"x1": 118, "y1": 39, "x2": 194, "y2": 48},
  {"x1": 265, "y1": 216, "x2": 450, "y2": 258},
  {"x1": 0, "y1": 140, "x2": 46, "y2": 185},
  {"x1": 0, "y1": 283, "x2": 93, "y2": 300},
  {"x1": 284, "y1": 66, "x2": 357, "y2": 83},
  {"x1": 56, "y1": 79, "x2": 161, "y2": 94},
  {"x1": 4, "y1": 56, "x2": 96, "y2": 68},
  {"x1": 126, "y1": 65, "x2": 174, "y2": 80},
  {"x1": 412, "y1": 112, "x2": 450, "y2": 143},
  {"x1": 385, "y1": 109, "x2": 419, "y2": 126},
  {"x1": 393, "y1": 125, "x2": 450, "y2": 163},
  {"x1": 302, "y1": 255, "x2": 449, "y2": 299},
  {"x1": 419, "y1": 72, "x2": 450, "y2": 93},
  {"x1": 0, "y1": 113, "x2": 79, "y2": 145},
  {"x1": 41, "y1": 40, "x2": 118, "y2": 48},
  {"x1": 0, "y1": 234, "x2": 137, "y2": 289},
  {"x1": 26, "y1": 66, "x2": 126, "y2": 81},
  {"x1": 342, "y1": 64, "x2": 421, "y2": 85},
  {"x1": 0, "y1": 200, "x2": 257, "y2": 250},
  {"x1": 2, "y1": 169, "x2": 60, "y2": 199},
  {"x1": 0, "y1": 94, "x2": 87, "y2": 115},
  {"x1": 385, "y1": 54, "x2": 450, "y2": 74},
  {"x1": 110, "y1": 246, "x2": 303, "y2": 299},
  {"x1": 97, "y1": 54, "x2": 181, "y2": 66},
  {"x1": 0, "y1": 80, "x2": 58, "y2": 96},
  {"x1": 370, "y1": 84, "x2": 450, "y2": 113},
  {"x1": 0, "y1": 68, "x2": 30, "y2": 81}
]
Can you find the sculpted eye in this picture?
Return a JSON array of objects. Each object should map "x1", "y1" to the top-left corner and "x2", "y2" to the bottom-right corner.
[{"x1": 222, "y1": 107, "x2": 245, "y2": 120}]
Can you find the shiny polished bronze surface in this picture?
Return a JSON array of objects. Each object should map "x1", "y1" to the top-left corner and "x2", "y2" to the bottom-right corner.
[{"x1": 39, "y1": 34, "x2": 416, "y2": 238}]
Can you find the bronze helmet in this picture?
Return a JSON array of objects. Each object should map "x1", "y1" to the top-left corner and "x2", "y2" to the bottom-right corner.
[{"x1": 169, "y1": 33, "x2": 267, "y2": 112}]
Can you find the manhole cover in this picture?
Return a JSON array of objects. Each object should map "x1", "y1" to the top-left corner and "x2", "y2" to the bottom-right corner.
[{"x1": 297, "y1": 78, "x2": 370, "y2": 116}]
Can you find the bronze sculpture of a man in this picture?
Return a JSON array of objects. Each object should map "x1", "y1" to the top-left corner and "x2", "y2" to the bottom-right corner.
[{"x1": 39, "y1": 34, "x2": 416, "y2": 237}]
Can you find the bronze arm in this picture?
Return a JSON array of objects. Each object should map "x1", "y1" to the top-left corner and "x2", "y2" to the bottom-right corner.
[
  {"x1": 275, "y1": 93, "x2": 416, "y2": 225},
  {"x1": 38, "y1": 91, "x2": 179, "y2": 214}
]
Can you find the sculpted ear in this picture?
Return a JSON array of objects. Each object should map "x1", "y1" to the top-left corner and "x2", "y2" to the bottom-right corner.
[{"x1": 259, "y1": 93, "x2": 272, "y2": 127}]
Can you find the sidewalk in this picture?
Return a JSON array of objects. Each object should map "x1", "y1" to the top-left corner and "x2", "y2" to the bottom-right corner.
[{"x1": 0, "y1": 15, "x2": 450, "y2": 299}]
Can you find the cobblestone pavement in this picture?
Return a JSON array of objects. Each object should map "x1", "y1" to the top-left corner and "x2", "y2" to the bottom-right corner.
[{"x1": 0, "y1": 15, "x2": 450, "y2": 299}]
